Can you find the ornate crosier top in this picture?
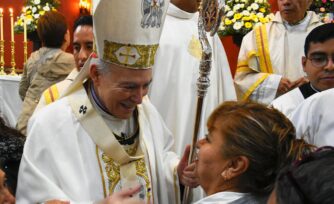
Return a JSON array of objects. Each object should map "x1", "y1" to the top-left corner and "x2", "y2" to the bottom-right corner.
[
  {"x1": 218, "y1": 0, "x2": 274, "y2": 37},
  {"x1": 14, "y1": 0, "x2": 60, "y2": 34}
]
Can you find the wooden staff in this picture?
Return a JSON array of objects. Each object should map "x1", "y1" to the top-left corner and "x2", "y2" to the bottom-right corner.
[{"x1": 182, "y1": 0, "x2": 224, "y2": 203}]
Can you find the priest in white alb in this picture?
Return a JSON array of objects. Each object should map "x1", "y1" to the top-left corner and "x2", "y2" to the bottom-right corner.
[
  {"x1": 288, "y1": 88, "x2": 334, "y2": 147},
  {"x1": 271, "y1": 23, "x2": 334, "y2": 116},
  {"x1": 16, "y1": 0, "x2": 198, "y2": 203},
  {"x1": 234, "y1": 0, "x2": 322, "y2": 105},
  {"x1": 149, "y1": 0, "x2": 236, "y2": 157}
]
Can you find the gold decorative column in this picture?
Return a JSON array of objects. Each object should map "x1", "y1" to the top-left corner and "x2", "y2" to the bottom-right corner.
[
  {"x1": 9, "y1": 41, "x2": 17, "y2": 75},
  {"x1": 0, "y1": 40, "x2": 4, "y2": 75},
  {"x1": 23, "y1": 41, "x2": 28, "y2": 64}
]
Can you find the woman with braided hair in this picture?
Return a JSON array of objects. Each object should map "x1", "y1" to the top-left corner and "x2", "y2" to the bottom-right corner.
[{"x1": 193, "y1": 101, "x2": 314, "y2": 204}]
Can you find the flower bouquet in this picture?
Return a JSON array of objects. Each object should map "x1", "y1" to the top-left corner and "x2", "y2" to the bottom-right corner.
[
  {"x1": 218, "y1": 0, "x2": 274, "y2": 37},
  {"x1": 14, "y1": 0, "x2": 60, "y2": 34},
  {"x1": 309, "y1": 0, "x2": 334, "y2": 23}
]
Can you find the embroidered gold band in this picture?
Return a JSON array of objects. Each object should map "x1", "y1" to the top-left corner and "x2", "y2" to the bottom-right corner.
[
  {"x1": 44, "y1": 84, "x2": 59, "y2": 105},
  {"x1": 255, "y1": 25, "x2": 273, "y2": 74},
  {"x1": 103, "y1": 40, "x2": 159, "y2": 69}
]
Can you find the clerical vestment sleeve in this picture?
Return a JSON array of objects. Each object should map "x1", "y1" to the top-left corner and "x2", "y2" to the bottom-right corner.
[{"x1": 249, "y1": 74, "x2": 281, "y2": 105}]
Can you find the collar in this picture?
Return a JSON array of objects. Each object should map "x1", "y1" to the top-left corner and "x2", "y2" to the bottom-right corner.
[
  {"x1": 272, "y1": 11, "x2": 321, "y2": 31},
  {"x1": 167, "y1": 3, "x2": 197, "y2": 19}
]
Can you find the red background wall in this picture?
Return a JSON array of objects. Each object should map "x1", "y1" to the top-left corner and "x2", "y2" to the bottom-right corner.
[
  {"x1": 0, "y1": 0, "x2": 80, "y2": 72},
  {"x1": 0, "y1": 0, "x2": 278, "y2": 74}
]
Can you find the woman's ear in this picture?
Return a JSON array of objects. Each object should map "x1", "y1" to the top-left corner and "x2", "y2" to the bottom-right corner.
[{"x1": 225, "y1": 156, "x2": 249, "y2": 180}]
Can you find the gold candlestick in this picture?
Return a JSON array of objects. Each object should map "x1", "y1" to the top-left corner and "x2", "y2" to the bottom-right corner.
[
  {"x1": 0, "y1": 40, "x2": 5, "y2": 75},
  {"x1": 23, "y1": 41, "x2": 28, "y2": 64},
  {"x1": 9, "y1": 41, "x2": 17, "y2": 76}
]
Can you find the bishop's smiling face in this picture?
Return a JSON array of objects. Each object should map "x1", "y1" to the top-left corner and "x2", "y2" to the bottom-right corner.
[{"x1": 90, "y1": 62, "x2": 152, "y2": 119}]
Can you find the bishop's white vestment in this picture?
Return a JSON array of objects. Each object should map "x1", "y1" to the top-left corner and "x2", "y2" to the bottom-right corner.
[
  {"x1": 234, "y1": 11, "x2": 321, "y2": 104},
  {"x1": 289, "y1": 88, "x2": 334, "y2": 147},
  {"x1": 149, "y1": 4, "x2": 236, "y2": 156},
  {"x1": 271, "y1": 82, "x2": 318, "y2": 116},
  {"x1": 16, "y1": 83, "x2": 181, "y2": 204}
]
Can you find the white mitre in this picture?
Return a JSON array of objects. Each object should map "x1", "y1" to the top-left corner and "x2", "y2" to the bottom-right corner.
[{"x1": 64, "y1": 0, "x2": 169, "y2": 95}]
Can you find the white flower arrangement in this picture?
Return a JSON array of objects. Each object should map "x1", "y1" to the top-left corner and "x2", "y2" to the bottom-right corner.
[
  {"x1": 219, "y1": 0, "x2": 274, "y2": 36},
  {"x1": 14, "y1": 0, "x2": 60, "y2": 34}
]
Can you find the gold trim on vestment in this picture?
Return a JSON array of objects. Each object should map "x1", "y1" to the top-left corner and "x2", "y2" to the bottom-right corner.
[
  {"x1": 242, "y1": 73, "x2": 270, "y2": 100},
  {"x1": 236, "y1": 60, "x2": 253, "y2": 73},
  {"x1": 96, "y1": 146, "x2": 107, "y2": 197},
  {"x1": 103, "y1": 40, "x2": 158, "y2": 69},
  {"x1": 44, "y1": 84, "x2": 59, "y2": 105},
  {"x1": 255, "y1": 25, "x2": 273, "y2": 74}
]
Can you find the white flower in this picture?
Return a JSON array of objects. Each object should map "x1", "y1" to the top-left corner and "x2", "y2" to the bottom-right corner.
[
  {"x1": 43, "y1": 6, "x2": 50, "y2": 11},
  {"x1": 233, "y1": 22, "x2": 243, "y2": 30},
  {"x1": 26, "y1": 19, "x2": 32, "y2": 25},
  {"x1": 257, "y1": 13, "x2": 264, "y2": 18},
  {"x1": 267, "y1": 13, "x2": 275, "y2": 20},
  {"x1": 34, "y1": 14, "x2": 40, "y2": 19},
  {"x1": 32, "y1": 6, "x2": 37, "y2": 13},
  {"x1": 247, "y1": 6, "x2": 252, "y2": 11},
  {"x1": 251, "y1": 3, "x2": 259, "y2": 10},
  {"x1": 242, "y1": 10, "x2": 250, "y2": 16},
  {"x1": 227, "y1": 11, "x2": 234, "y2": 17},
  {"x1": 258, "y1": 0, "x2": 263, "y2": 3},
  {"x1": 225, "y1": 5, "x2": 231, "y2": 11},
  {"x1": 219, "y1": 24, "x2": 226, "y2": 30},
  {"x1": 34, "y1": 0, "x2": 41, "y2": 5},
  {"x1": 233, "y1": 4, "x2": 241, "y2": 11}
]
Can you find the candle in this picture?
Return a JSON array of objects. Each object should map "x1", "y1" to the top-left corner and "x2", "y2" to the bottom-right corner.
[
  {"x1": 0, "y1": 8, "x2": 3, "y2": 41},
  {"x1": 9, "y1": 8, "x2": 14, "y2": 42},
  {"x1": 23, "y1": 8, "x2": 27, "y2": 43}
]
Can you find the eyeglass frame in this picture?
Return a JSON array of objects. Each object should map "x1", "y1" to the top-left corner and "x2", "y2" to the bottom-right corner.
[{"x1": 305, "y1": 53, "x2": 334, "y2": 68}]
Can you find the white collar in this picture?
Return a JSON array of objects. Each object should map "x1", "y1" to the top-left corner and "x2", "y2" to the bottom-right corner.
[
  {"x1": 283, "y1": 12, "x2": 312, "y2": 32},
  {"x1": 194, "y1": 191, "x2": 248, "y2": 204}
]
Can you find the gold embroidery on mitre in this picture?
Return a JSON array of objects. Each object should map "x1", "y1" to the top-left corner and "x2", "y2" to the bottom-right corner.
[
  {"x1": 102, "y1": 154, "x2": 152, "y2": 201},
  {"x1": 188, "y1": 35, "x2": 202, "y2": 60},
  {"x1": 103, "y1": 40, "x2": 159, "y2": 69}
]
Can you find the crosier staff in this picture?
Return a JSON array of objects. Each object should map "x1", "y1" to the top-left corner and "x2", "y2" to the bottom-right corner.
[{"x1": 182, "y1": 0, "x2": 223, "y2": 203}]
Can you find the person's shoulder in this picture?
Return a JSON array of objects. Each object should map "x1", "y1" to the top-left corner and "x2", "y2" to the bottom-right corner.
[
  {"x1": 273, "y1": 88, "x2": 302, "y2": 104},
  {"x1": 304, "y1": 88, "x2": 334, "y2": 106},
  {"x1": 271, "y1": 88, "x2": 304, "y2": 115},
  {"x1": 52, "y1": 51, "x2": 75, "y2": 65},
  {"x1": 32, "y1": 96, "x2": 71, "y2": 123}
]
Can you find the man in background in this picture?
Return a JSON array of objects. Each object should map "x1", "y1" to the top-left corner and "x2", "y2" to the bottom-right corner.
[
  {"x1": 17, "y1": 11, "x2": 75, "y2": 135},
  {"x1": 235, "y1": 0, "x2": 322, "y2": 105},
  {"x1": 149, "y1": 0, "x2": 236, "y2": 157},
  {"x1": 272, "y1": 23, "x2": 334, "y2": 116},
  {"x1": 36, "y1": 15, "x2": 94, "y2": 110}
]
